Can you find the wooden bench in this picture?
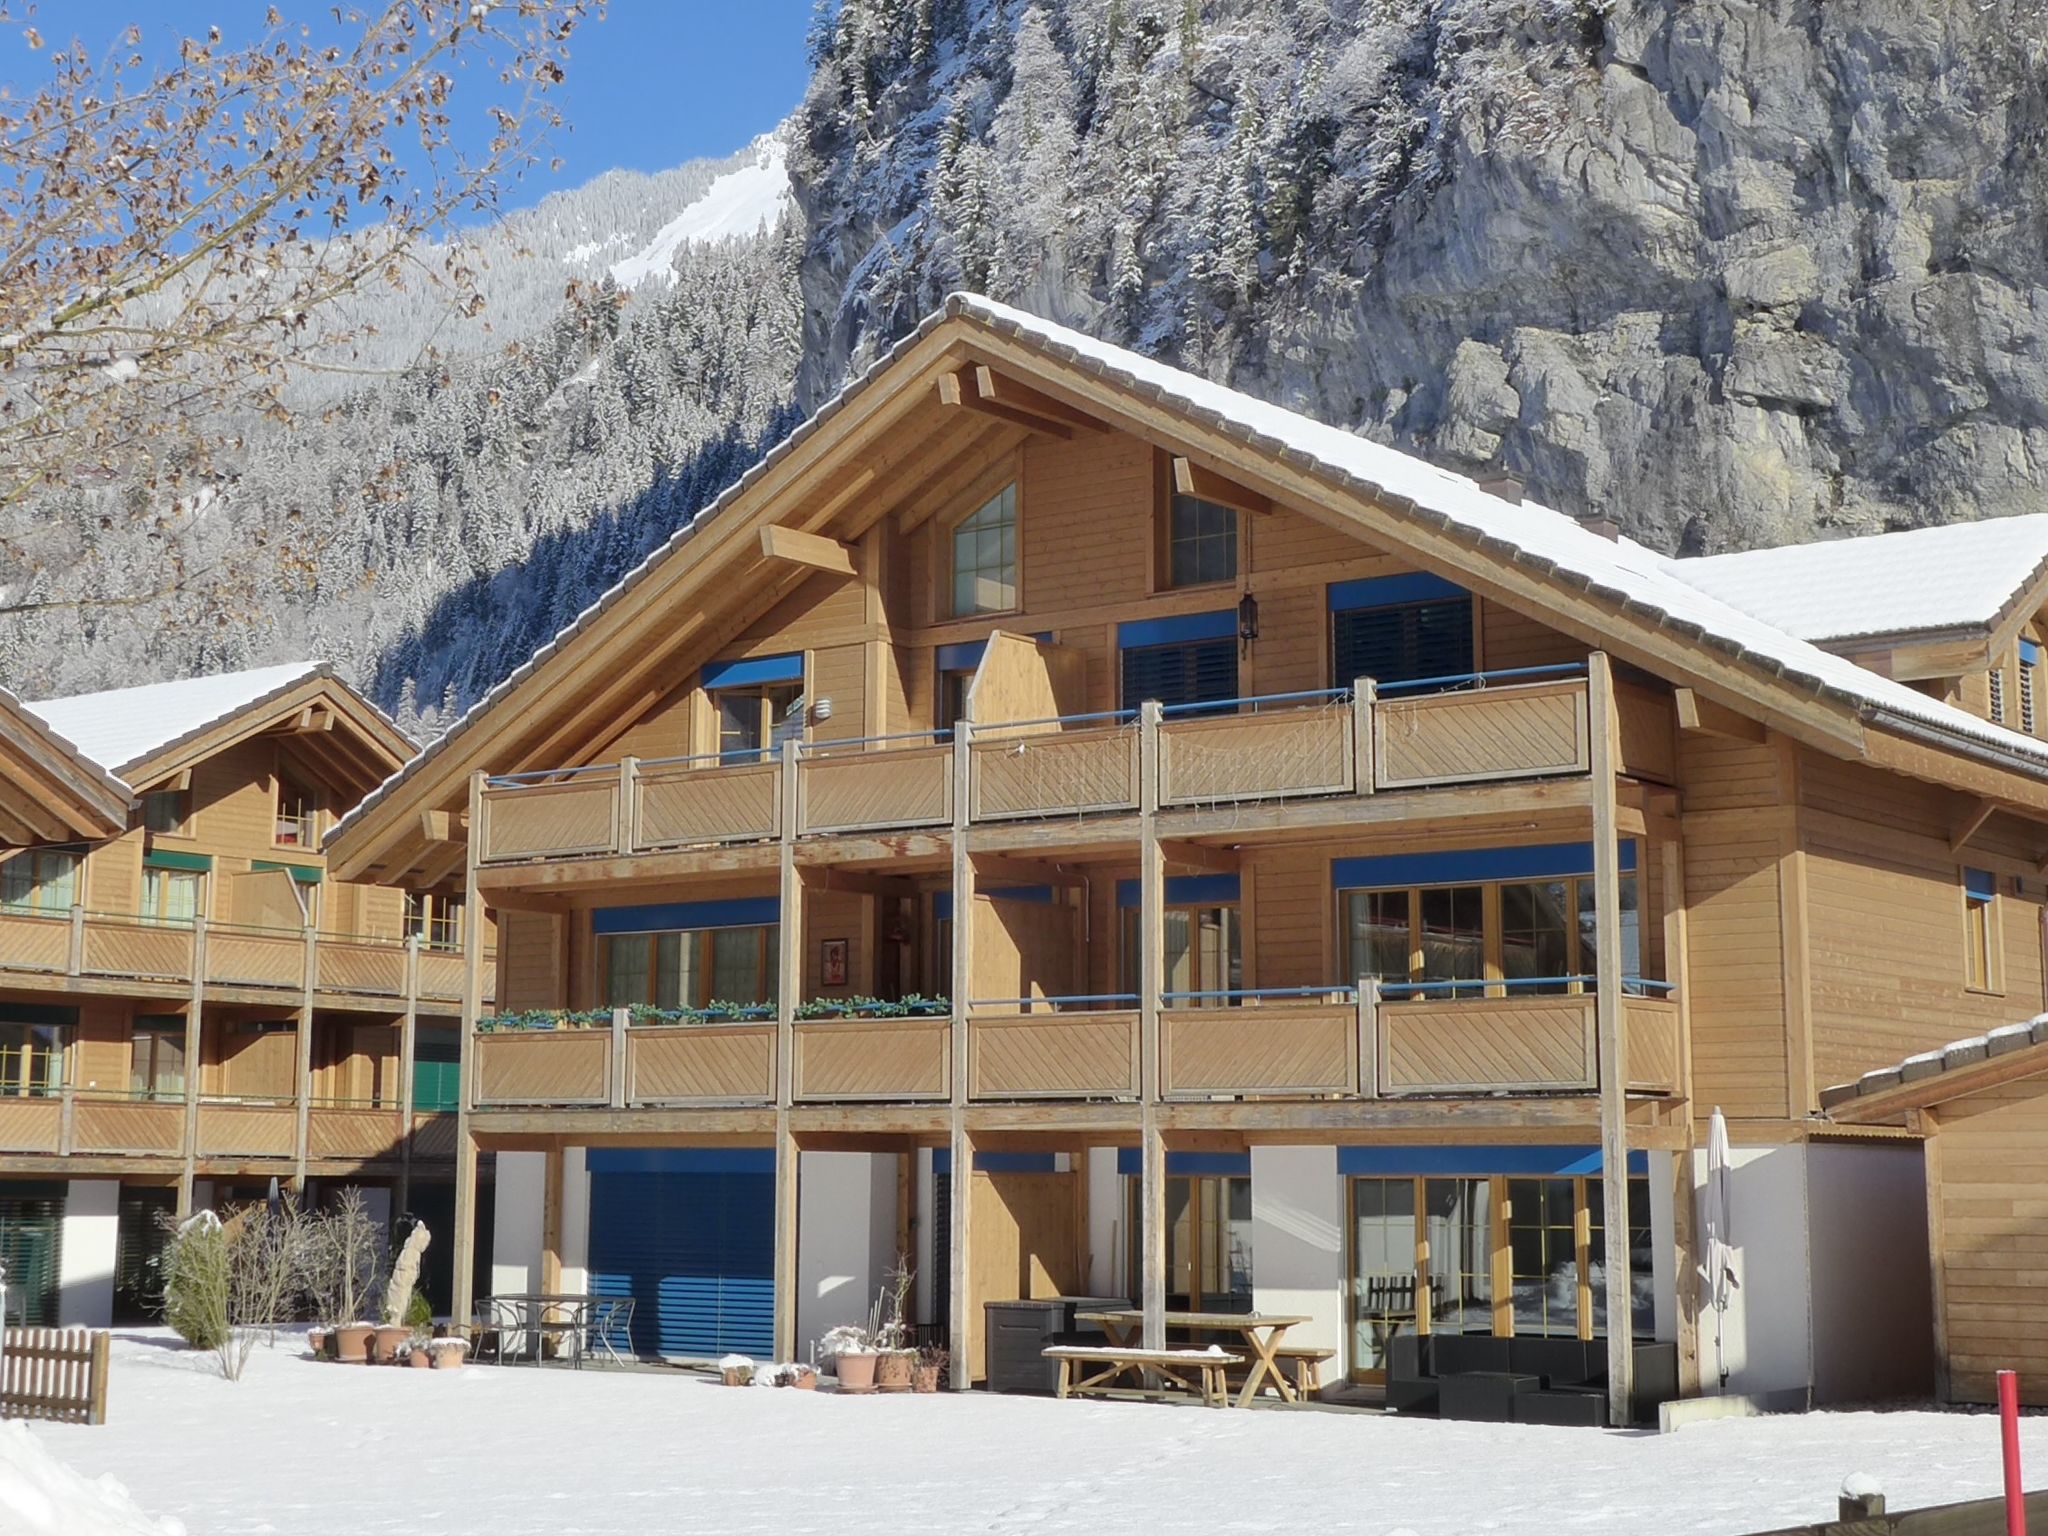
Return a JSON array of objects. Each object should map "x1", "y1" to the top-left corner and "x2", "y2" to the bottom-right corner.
[
  {"x1": 1275, "y1": 1345, "x2": 1336, "y2": 1396},
  {"x1": 1042, "y1": 1345, "x2": 1245, "y2": 1409}
]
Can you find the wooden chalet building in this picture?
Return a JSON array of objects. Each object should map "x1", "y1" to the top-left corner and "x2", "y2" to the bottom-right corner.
[
  {"x1": 0, "y1": 663, "x2": 493, "y2": 1325},
  {"x1": 322, "y1": 295, "x2": 2048, "y2": 1414}
]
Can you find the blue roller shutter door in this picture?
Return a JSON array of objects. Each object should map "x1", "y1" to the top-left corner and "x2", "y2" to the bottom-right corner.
[{"x1": 586, "y1": 1150, "x2": 774, "y2": 1359}]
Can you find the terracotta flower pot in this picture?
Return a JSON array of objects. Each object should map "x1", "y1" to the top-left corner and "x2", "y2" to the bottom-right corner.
[
  {"x1": 876, "y1": 1351, "x2": 914, "y2": 1393},
  {"x1": 307, "y1": 1328, "x2": 329, "y2": 1358},
  {"x1": 334, "y1": 1324, "x2": 374, "y2": 1364},
  {"x1": 428, "y1": 1342, "x2": 467, "y2": 1371},
  {"x1": 788, "y1": 1366, "x2": 817, "y2": 1390},
  {"x1": 407, "y1": 1348, "x2": 432, "y2": 1369},
  {"x1": 835, "y1": 1351, "x2": 879, "y2": 1392},
  {"x1": 371, "y1": 1325, "x2": 411, "y2": 1364},
  {"x1": 911, "y1": 1363, "x2": 943, "y2": 1394}
]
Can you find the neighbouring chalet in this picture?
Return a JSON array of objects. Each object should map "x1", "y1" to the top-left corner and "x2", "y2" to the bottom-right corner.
[
  {"x1": 0, "y1": 663, "x2": 492, "y2": 1325},
  {"x1": 279, "y1": 293, "x2": 2048, "y2": 1419}
]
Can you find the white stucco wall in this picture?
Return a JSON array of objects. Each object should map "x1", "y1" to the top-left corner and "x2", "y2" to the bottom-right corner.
[
  {"x1": 491, "y1": 1150, "x2": 545, "y2": 1296},
  {"x1": 1087, "y1": 1148, "x2": 1121, "y2": 1298},
  {"x1": 1698, "y1": 1142, "x2": 1815, "y2": 1403},
  {"x1": 1250, "y1": 1145, "x2": 1344, "y2": 1363},
  {"x1": 1649, "y1": 1150, "x2": 1677, "y2": 1343},
  {"x1": 796, "y1": 1151, "x2": 894, "y2": 1361},
  {"x1": 559, "y1": 1147, "x2": 590, "y2": 1295},
  {"x1": 57, "y1": 1179, "x2": 119, "y2": 1328},
  {"x1": 915, "y1": 1149, "x2": 937, "y2": 1325}
]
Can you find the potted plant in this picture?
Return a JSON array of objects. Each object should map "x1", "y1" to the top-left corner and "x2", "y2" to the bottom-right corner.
[
  {"x1": 404, "y1": 1343, "x2": 433, "y2": 1369},
  {"x1": 820, "y1": 1323, "x2": 880, "y2": 1392},
  {"x1": 911, "y1": 1345, "x2": 948, "y2": 1394},
  {"x1": 718, "y1": 1353, "x2": 755, "y2": 1387},
  {"x1": 426, "y1": 1338, "x2": 469, "y2": 1371},
  {"x1": 334, "y1": 1322, "x2": 375, "y2": 1363}
]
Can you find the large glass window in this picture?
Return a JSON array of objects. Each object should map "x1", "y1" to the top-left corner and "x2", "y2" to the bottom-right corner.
[
  {"x1": 1418, "y1": 885, "x2": 1485, "y2": 987},
  {"x1": 1350, "y1": 1177, "x2": 1418, "y2": 1375},
  {"x1": 1121, "y1": 636, "x2": 1239, "y2": 714},
  {"x1": 0, "y1": 1018, "x2": 69, "y2": 1097},
  {"x1": 951, "y1": 482, "x2": 1018, "y2": 616},
  {"x1": 1346, "y1": 889, "x2": 1412, "y2": 982},
  {"x1": 600, "y1": 926, "x2": 776, "y2": 1011},
  {"x1": 1129, "y1": 1174, "x2": 1252, "y2": 1312},
  {"x1": 141, "y1": 867, "x2": 202, "y2": 926},
  {"x1": 1166, "y1": 495, "x2": 1237, "y2": 588},
  {"x1": 1121, "y1": 904, "x2": 1242, "y2": 1004},
  {"x1": 1506, "y1": 1177, "x2": 1582, "y2": 1339},
  {"x1": 714, "y1": 683, "x2": 803, "y2": 765},
  {"x1": 1332, "y1": 595, "x2": 1474, "y2": 689},
  {"x1": 1343, "y1": 873, "x2": 1642, "y2": 994},
  {"x1": 1422, "y1": 1177, "x2": 1496, "y2": 1337},
  {"x1": 0, "y1": 848, "x2": 79, "y2": 916},
  {"x1": 403, "y1": 892, "x2": 464, "y2": 951},
  {"x1": 130, "y1": 1016, "x2": 187, "y2": 1100},
  {"x1": 1587, "y1": 1177, "x2": 1655, "y2": 1339}
]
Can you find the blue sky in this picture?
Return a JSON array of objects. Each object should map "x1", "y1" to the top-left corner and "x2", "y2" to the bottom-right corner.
[{"x1": 13, "y1": 3, "x2": 816, "y2": 204}]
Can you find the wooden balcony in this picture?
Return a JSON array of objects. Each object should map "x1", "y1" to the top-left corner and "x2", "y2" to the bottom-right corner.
[
  {"x1": 1158, "y1": 697, "x2": 1356, "y2": 806},
  {"x1": 968, "y1": 1009, "x2": 1139, "y2": 1100},
  {"x1": 196, "y1": 1099, "x2": 297, "y2": 1159},
  {"x1": 792, "y1": 1014, "x2": 949, "y2": 1102},
  {"x1": 1371, "y1": 675, "x2": 1589, "y2": 790},
  {"x1": 305, "y1": 1105, "x2": 408, "y2": 1162},
  {"x1": 799, "y1": 738, "x2": 952, "y2": 834},
  {"x1": 627, "y1": 1021, "x2": 776, "y2": 1105},
  {"x1": 637, "y1": 757, "x2": 779, "y2": 848},
  {"x1": 0, "y1": 1097, "x2": 61, "y2": 1154},
  {"x1": 474, "y1": 1026, "x2": 612, "y2": 1107},
  {"x1": 1625, "y1": 996, "x2": 1682, "y2": 1095},
  {"x1": 71, "y1": 1095, "x2": 184, "y2": 1156},
  {"x1": 969, "y1": 718, "x2": 1141, "y2": 820},
  {"x1": 1160, "y1": 993, "x2": 1362, "y2": 1099}
]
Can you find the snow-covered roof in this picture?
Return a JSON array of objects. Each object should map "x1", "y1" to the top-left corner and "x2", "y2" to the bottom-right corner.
[
  {"x1": 1822, "y1": 1014, "x2": 2048, "y2": 1113},
  {"x1": 1670, "y1": 517, "x2": 2048, "y2": 644},
  {"x1": 332, "y1": 292, "x2": 2048, "y2": 856},
  {"x1": 26, "y1": 662, "x2": 321, "y2": 776}
]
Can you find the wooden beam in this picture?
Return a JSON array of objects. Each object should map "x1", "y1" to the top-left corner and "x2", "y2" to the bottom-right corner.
[
  {"x1": 973, "y1": 366, "x2": 1104, "y2": 432},
  {"x1": 1159, "y1": 840, "x2": 1240, "y2": 875},
  {"x1": 1171, "y1": 456, "x2": 1272, "y2": 516},
  {"x1": 419, "y1": 809, "x2": 466, "y2": 845},
  {"x1": 1950, "y1": 796, "x2": 1998, "y2": 852},
  {"x1": 1674, "y1": 687, "x2": 1766, "y2": 743},
  {"x1": 807, "y1": 868, "x2": 921, "y2": 899},
  {"x1": 967, "y1": 852, "x2": 1087, "y2": 888},
  {"x1": 759, "y1": 524, "x2": 858, "y2": 578},
  {"x1": 1589, "y1": 654, "x2": 1633, "y2": 1427},
  {"x1": 937, "y1": 367, "x2": 1072, "y2": 439}
]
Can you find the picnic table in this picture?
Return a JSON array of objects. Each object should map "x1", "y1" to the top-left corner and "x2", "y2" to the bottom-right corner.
[
  {"x1": 1076, "y1": 1309, "x2": 1313, "y2": 1408},
  {"x1": 479, "y1": 1293, "x2": 594, "y2": 1368}
]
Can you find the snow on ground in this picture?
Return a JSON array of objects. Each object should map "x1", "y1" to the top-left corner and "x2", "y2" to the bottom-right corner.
[
  {"x1": 0, "y1": 1418, "x2": 182, "y2": 1536},
  {"x1": 24, "y1": 1331, "x2": 2048, "y2": 1536},
  {"x1": 610, "y1": 134, "x2": 789, "y2": 288}
]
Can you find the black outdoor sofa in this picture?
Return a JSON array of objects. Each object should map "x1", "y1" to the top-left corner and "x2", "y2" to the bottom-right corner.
[{"x1": 1385, "y1": 1333, "x2": 1680, "y2": 1427}]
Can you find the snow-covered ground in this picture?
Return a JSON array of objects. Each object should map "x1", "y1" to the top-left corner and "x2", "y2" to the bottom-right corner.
[{"x1": 17, "y1": 1331, "x2": 2047, "y2": 1536}]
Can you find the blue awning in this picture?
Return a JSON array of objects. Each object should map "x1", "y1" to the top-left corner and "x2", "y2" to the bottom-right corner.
[
  {"x1": 1118, "y1": 610, "x2": 1236, "y2": 649},
  {"x1": 593, "y1": 897, "x2": 780, "y2": 935},
  {"x1": 701, "y1": 653, "x2": 802, "y2": 690},
  {"x1": 1328, "y1": 572, "x2": 1468, "y2": 612},
  {"x1": 1115, "y1": 875, "x2": 1241, "y2": 908},
  {"x1": 1332, "y1": 841, "x2": 1637, "y2": 889}
]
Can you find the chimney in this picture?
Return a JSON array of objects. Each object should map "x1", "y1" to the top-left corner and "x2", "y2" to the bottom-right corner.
[
  {"x1": 1474, "y1": 471, "x2": 1523, "y2": 505},
  {"x1": 1579, "y1": 515, "x2": 1621, "y2": 542}
]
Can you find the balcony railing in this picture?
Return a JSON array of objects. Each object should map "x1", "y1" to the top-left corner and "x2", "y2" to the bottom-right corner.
[
  {"x1": 0, "y1": 908, "x2": 493, "y2": 1008},
  {"x1": 1160, "y1": 988, "x2": 1363, "y2": 1099},
  {"x1": 475, "y1": 666, "x2": 1633, "y2": 863},
  {"x1": 967, "y1": 1003, "x2": 1140, "y2": 1101},
  {"x1": 0, "y1": 1084, "x2": 435, "y2": 1165},
  {"x1": 196, "y1": 1098, "x2": 298, "y2": 1159}
]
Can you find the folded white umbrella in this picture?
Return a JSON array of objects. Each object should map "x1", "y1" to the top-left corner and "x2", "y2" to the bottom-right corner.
[{"x1": 1701, "y1": 1106, "x2": 1739, "y2": 1390}]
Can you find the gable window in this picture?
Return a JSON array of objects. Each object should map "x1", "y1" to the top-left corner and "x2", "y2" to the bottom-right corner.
[
  {"x1": 130, "y1": 1016, "x2": 187, "y2": 1101},
  {"x1": 1964, "y1": 867, "x2": 2000, "y2": 992},
  {"x1": 276, "y1": 772, "x2": 320, "y2": 849},
  {"x1": 2022, "y1": 639, "x2": 2040, "y2": 736},
  {"x1": 702, "y1": 655, "x2": 804, "y2": 765},
  {"x1": 143, "y1": 789, "x2": 189, "y2": 835},
  {"x1": 0, "y1": 848, "x2": 80, "y2": 917},
  {"x1": 1120, "y1": 611, "x2": 1239, "y2": 714},
  {"x1": 1329, "y1": 574, "x2": 1476, "y2": 691},
  {"x1": 1166, "y1": 494, "x2": 1238, "y2": 588},
  {"x1": 950, "y1": 482, "x2": 1018, "y2": 617}
]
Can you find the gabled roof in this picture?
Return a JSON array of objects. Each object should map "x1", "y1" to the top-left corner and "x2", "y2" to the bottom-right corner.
[
  {"x1": 0, "y1": 684, "x2": 132, "y2": 845},
  {"x1": 1823, "y1": 1014, "x2": 2048, "y2": 1123},
  {"x1": 1670, "y1": 516, "x2": 2048, "y2": 646},
  {"x1": 327, "y1": 292, "x2": 2048, "y2": 880},
  {"x1": 24, "y1": 662, "x2": 413, "y2": 799}
]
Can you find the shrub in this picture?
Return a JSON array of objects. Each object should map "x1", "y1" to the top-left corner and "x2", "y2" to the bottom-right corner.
[{"x1": 161, "y1": 1211, "x2": 230, "y2": 1351}]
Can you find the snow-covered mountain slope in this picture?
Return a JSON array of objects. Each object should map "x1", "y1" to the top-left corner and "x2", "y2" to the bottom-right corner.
[{"x1": 612, "y1": 132, "x2": 792, "y2": 287}]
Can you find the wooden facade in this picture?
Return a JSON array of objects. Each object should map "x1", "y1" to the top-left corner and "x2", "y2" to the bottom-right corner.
[{"x1": 319, "y1": 299, "x2": 2048, "y2": 1404}]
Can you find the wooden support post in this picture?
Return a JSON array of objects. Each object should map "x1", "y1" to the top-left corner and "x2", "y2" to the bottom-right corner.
[
  {"x1": 1137, "y1": 700, "x2": 1167, "y2": 1353},
  {"x1": 1589, "y1": 653, "x2": 1634, "y2": 1427},
  {"x1": 948, "y1": 717, "x2": 975, "y2": 1390},
  {"x1": 540, "y1": 1141, "x2": 564, "y2": 1298},
  {"x1": 396, "y1": 934, "x2": 420, "y2": 1218},
  {"x1": 1358, "y1": 976, "x2": 1379, "y2": 1099},
  {"x1": 616, "y1": 755, "x2": 640, "y2": 856},
  {"x1": 451, "y1": 770, "x2": 487, "y2": 1330},
  {"x1": 1351, "y1": 677, "x2": 1376, "y2": 794},
  {"x1": 610, "y1": 1007, "x2": 629, "y2": 1110},
  {"x1": 294, "y1": 921, "x2": 316, "y2": 1186},
  {"x1": 57, "y1": 1084, "x2": 74, "y2": 1157},
  {"x1": 1661, "y1": 835, "x2": 1701, "y2": 1395},
  {"x1": 774, "y1": 1110, "x2": 799, "y2": 1363},
  {"x1": 771, "y1": 736, "x2": 803, "y2": 1364},
  {"x1": 66, "y1": 903, "x2": 83, "y2": 976},
  {"x1": 178, "y1": 914, "x2": 208, "y2": 1215}
]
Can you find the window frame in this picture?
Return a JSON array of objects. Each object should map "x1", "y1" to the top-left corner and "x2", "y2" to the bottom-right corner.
[
  {"x1": 142, "y1": 788, "x2": 191, "y2": 836},
  {"x1": 1328, "y1": 587, "x2": 1478, "y2": 693},
  {"x1": 0, "y1": 1018, "x2": 70, "y2": 1098},
  {"x1": 1340, "y1": 872, "x2": 1642, "y2": 997},
  {"x1": 946, "y1": 479, "x2": 1020, "y2": 619},
  {"x1": 1124, "y1": 1173, "x2": 1254, "y2": 1313},
  {"x1": 129, "y1": 1015, "x2": 187, "y2": 1101},
  {"x1": 275, "y1": 768, "x2": 322, "y2": 851},
  {"x1": 598, "y1": 924, "x2": 779, "y2": 1011},
  {"x1": 709, "y1": 681, "x2": 804, "y2": 766},
  {"x1": 1162, "y1": 493, "x2": 1240, "y2": 590},
  {"x1": 140, "y1": 866, "x2": 205, "y2": 927},
  {"x1": 403, "y1": 892, "x2": 465, "y2": 952},
  {"x1": 0, "y1": 847, "x2": 82, "y2": 917},
  {"x1": 1120, "y1": 901, "x2": 1244, "y2": 1005},
  {"x1": 1963, "y1": 867, "x2": 2001, "y2": 994}
]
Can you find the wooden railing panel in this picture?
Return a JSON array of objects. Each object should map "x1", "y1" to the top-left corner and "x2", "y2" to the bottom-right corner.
[
  {"x1": 0, "y1": 912, "x2": 67, "y2": 973},
  {"x1": 307, "y1": 1108, "x2": 406, "y2": 1161},
  {"x1": 627, "y1": 1024, "x2": 776, "y2": 1104},
  {"x1": 636, "y1": 761, "x2": 779, "y2": 847},
  {"x1": 411, "y1": 1112, "x2": 457, "y2": 1158},
  {"x1": 71, "y1": 1098, "x2": 183, "y2": 1155},
  {"x1": 196, "y1": 1103, "x2": 297, "y2": 1158},
  {"x1": 0, "y1": 1098, "x2": 60, "y2": 1154},
  {"x1": 415, "y1": 950, "x2": 470, "y2": 1001},
  {"x1": 206, "y1": 930, "x2": 305, "y2": 989},
  {"x1": 1380, "y1": 994, "x2": 1596, "y2": 1094},
  {"x1": 1, "y1": 1327, "x2": 110, "y2": 1425},
  {"x1": 968, "y1": 1012, "x2": 1140, "y2": 1100},
  {"x1": 1161, "y1": 1005, "x2": 1358, "y2": 1097},
  {"x1": 1373, "y1": 680, "x2": 1590, "y2": 789},
  {"x1": 792, "y1": 1017, "x2": 950, "y2": 1101},
  {"x1": 799, "y1": 745, "x2": 952, "y2": 834},
  {"x1": 481, "y1": 777, "x2": 619, "y2": 862},
  {"x1": 1159, "y1": 708, "x2": 1353, "y2": 806},
  {"x1": 473, "y1": 1030, "x2": 610, "y2": 1106},
  {"x1": 1625, "y1": 997, "x2": 1682, "y2": 1094},
  {"x1": 970, "y1": 727, "x2": 1139, "y2": 819},
  {"x1": 317, "y1": 940, "x2": 408, "y2": 997},
  {"x1": 82, "y1": 919, "x2": 193, "y2": 981}
]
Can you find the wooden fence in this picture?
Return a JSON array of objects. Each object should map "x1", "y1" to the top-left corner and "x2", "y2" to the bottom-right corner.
[
  {"x1": 1745, "y1": 1488, "x2": 2048, "y2": 1535},
  {"x1": 1, "y1": 1327, "x2": 110, "y2": 1424}
]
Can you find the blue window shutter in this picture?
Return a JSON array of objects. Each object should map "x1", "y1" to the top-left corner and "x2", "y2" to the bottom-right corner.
[
  {"x1": 1331, "y1": 596, "x2": 1474, "y2": 687},
  {"x1": 1121, "y1": 637, "x2": 1239, "y2": 712}
]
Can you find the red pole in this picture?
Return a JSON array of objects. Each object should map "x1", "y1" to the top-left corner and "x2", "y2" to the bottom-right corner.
[{"x1": 2000, "y1": 1369, "x2": 2027, "y2": 1536}]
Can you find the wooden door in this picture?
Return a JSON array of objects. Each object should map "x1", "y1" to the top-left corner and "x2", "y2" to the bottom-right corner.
[{"x1": 967, "y1": 1170, "x2": 1079, "y2": 1383}]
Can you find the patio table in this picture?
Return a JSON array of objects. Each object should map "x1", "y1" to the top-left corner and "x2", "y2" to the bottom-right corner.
[
  {"x1": 1076, "y1": 1309, "x2": 1312, "y2": 1407},
  {"x1": 482, "y1": 1293, "x2": 594, "y2": 1368}
]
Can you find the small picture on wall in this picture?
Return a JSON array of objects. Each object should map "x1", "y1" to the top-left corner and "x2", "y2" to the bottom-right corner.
[{"x1": 821, "y1": 938, "x2": 849, "y2": 987}]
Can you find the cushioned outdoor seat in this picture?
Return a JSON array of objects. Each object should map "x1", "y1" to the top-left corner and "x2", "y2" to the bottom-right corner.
[
  {"x1": 1514, "y1": 1388, "x2": 1609, "y2": 1428},
  {"x1": 1438, "y1": 1370, "x2": 1539, "y2": 1422}
]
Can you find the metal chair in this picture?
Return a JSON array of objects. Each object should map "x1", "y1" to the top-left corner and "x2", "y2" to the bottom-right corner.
[{"x1": 582, "y1": 1296, "x2": 636, "y2": 1367}]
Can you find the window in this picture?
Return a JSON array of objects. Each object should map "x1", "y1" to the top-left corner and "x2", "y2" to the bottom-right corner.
[
  {"x1": 1964, "y1": 867, "x2": 1999, "y2": 992},
  {"x1": 1342, "y1": 868, "x2": 1641, "y2": 996},
  {"x1": 1121, "y1": 904, "x2": 1242, "y2": 1004},
  {"x1": 1418, "y1": 885, "x2": 1486, "y2": 988},
  {"x1": 1506, "y1": 1177, "x2": 1582, "y2": 1338},
  {"x1": 1422, "y1": 1177, "x2": 1496, "y2": 1337},
  {"x1": 1587, "y1": 1177, "x2": 1655, "y2": 1340},
  {"x1": 1343, "y1": 883, "x2": 1485, "y2": 991},
  {"x1": 1329, "y1": 577, "x2": 1475, "y2": 689},
  {"x1": 2023, "y1": 639, "x2": 2040, "y2": 736},
  {"x1": 1127, "y1": 1175, "x2": 1253, "y2": 1312},
  {"x1": 600, "y1": 925, "x2": 778, "y2": 1010},
  {"x1": 0, "y1": 848, "x2": 80, "y2": 917},
  {"x1": 1990, "y1": 665, "x2": 2008, "y2": 726},
  {"x1": 936, "y1": 667, "x2": 975, "y2": 740},
  {"x1": 1350, "y1": 1177, "x2": 1419, "y2": 1375},
  {"x1": 1120, "y1": 612, "x2": 1242, "y2": 717},
  {"x1": 141, "y1": 867, "x2": 202, "y2": 927},
  {"x1": 142, "y1": 790, "x2": 189, "y2": 835},
  {"x1": 950, "y1": 482, "x2": 1018, "y2": 616},
  {"x1": 713, "y1": 683, "x2": 803, "y2": 764},
  {"x1": 129, "y1": 1017, "x2": 186, "y2": 1101},
  {"x1": 403, "y1": 892, "x2": 464, "y2": 951},
  {"x1": 1166, "y1": 495, "x2": 1237, "y2": 588},
  {"x1": 0, "y1": 1016, "x2": 70, "y2": 1097},
  {"x1": 276, "y1": 772, "x2": 320, "y2": 849}
]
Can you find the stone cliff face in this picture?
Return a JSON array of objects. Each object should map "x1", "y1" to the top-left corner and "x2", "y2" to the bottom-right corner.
[{"x1": 792, "y1": 0, "x2": 2048, "y2": 553}]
